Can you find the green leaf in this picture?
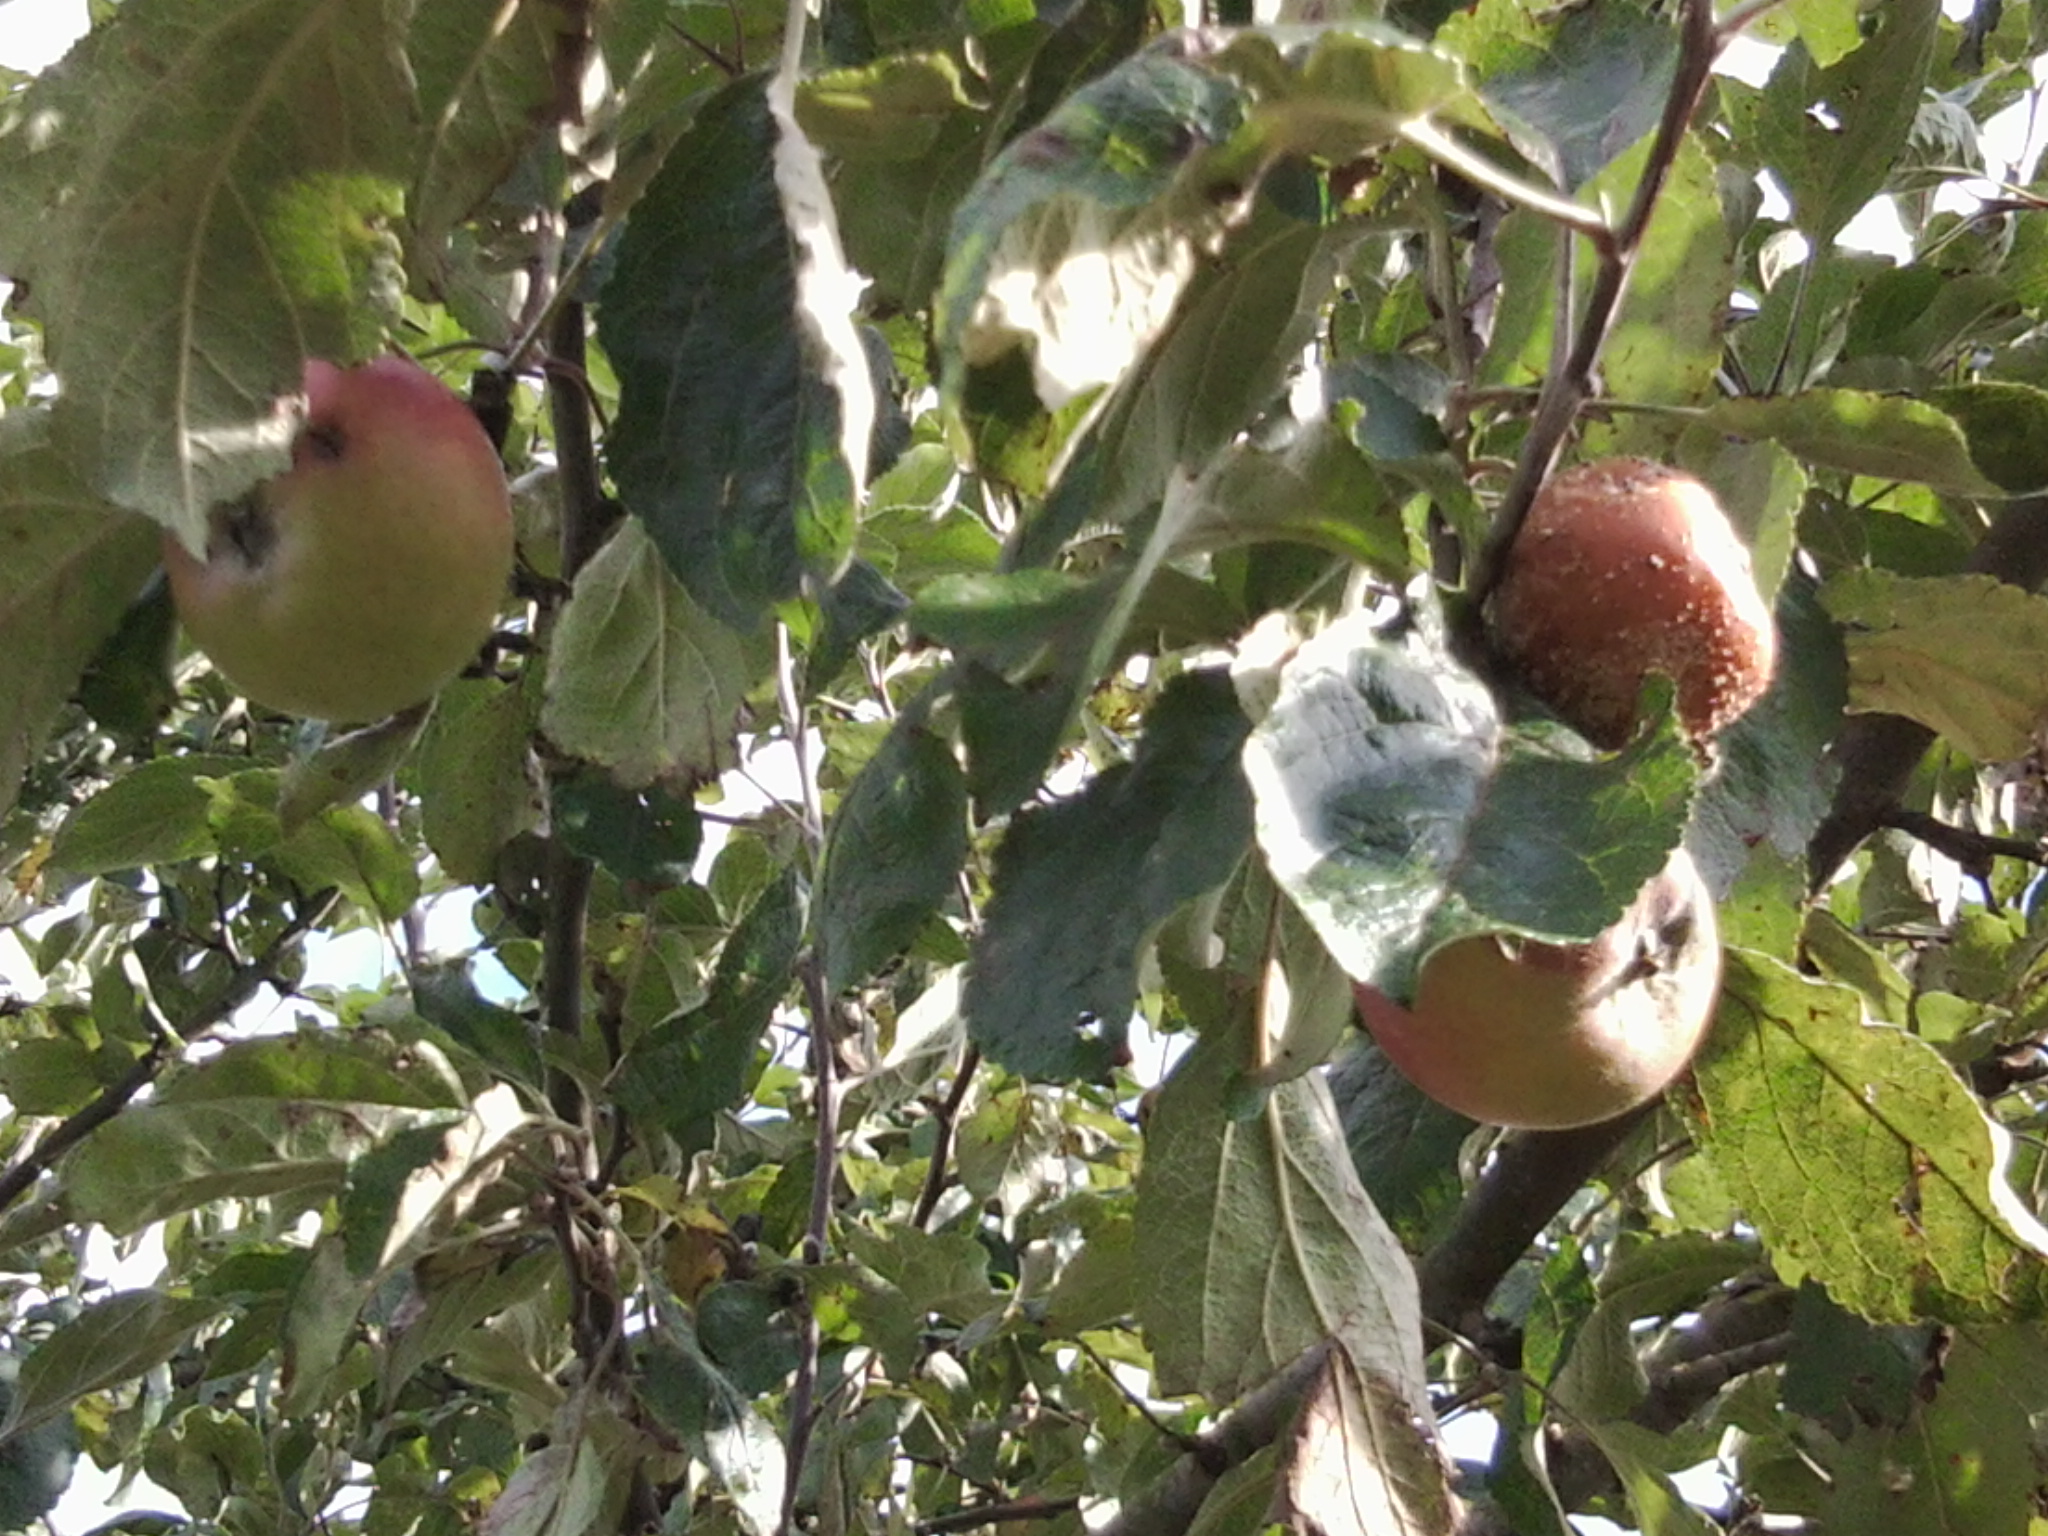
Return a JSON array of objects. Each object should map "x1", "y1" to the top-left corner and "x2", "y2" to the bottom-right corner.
[
  {"x1": 815, "y1": 718, "x2": 968, "y2": 993},
  {"x1": 798, "y1": 57, "x2": 995, "y2": 310},
  {"x1": 1133, "y1": 1031, "x2": 1424, "y2": 1405},
  {"x1": 1927, "y1": 381, "x2": 2048, "y2": 494},
  {"x1": 1329, "y1": 1041, "x2": 1470, "y2": 1249},
  {"x1": 1726, "y1": 0, "x2": 1939, "y2": 245},
  {"x1": 1170, "y1": 417, "x2": 1411, "y2": 578},
  {"x1": 1820, "y1": 570, "x2": 2048, "y2": 763},
  {"x1": 404, "y1": 0, "x2": 559, "y2": 278},
  {"x1": 63, "y1": 1100, "x2": 373, "y2": 1234},
  {"x1": 965, "y1": 670, "x2": 1254, "y2": 1079},
  {"x1": 954, "y1": 1083, "x2": 1065, "y2": 1219},
  {"x1": 796, "y1": 53, "x2": 977, "y2": 161},
  {"x1": 1691, "y1": 573, "x2": 1848, "y2": 883},
  {"x1": 272, "y1": 801, "x2": 421, "y2": 921},
  {"x1": 1552, "y1": 1233, "x2": 1758, "y2": 1423},
  {"x1": 1243, "y1": 611, "x2": 1698, "y2": 1001},
  {"x1": 4, "y1": 1290, "x2": 228, "y2": 1442},
  {"x1": 155, "y1": 1030, "x2": 467, "y2": 1110},
  {"x1": 0, "y1": 414, "x2": 163, "y2": 822},
  {"x1": 615, "y1": 867, "x2": 804, "y2": 1145},
  {"x1": 935, "y1": 47, "x2": 1248, "y2": 409},
  {"x1": 47, "y1": 754, "x2": 253, "y2": 875},
  {"x1": 906, "y1": 570, "x2": 1106, "y2": 660},
  {"x1": 1582, "y1": 1422, "x2": 1721, "y2": 1536},
  {"x1": 1480, "y1": 1, "x2": 1677, "y2": 190},
  {"x1": 1782, "y1": 1282, "x2": 1927, "y2": 1433},
  {"x1": 540, "y1": 519, "x2": 755, "y2": 786},
  {"x1": 1700, "y1": 389, "x2": 2002, "y2": 496},
  {"x1": 551, "y1": 765, "x2": 703, "y2": 889},
  {"x1": 408, "y1": 958, "x2": 545, "y2": 1091},
  {"x1": 1686, "y1": 951, "x2": 2048, "y2": 1323},
  {"x1": 418, "y1": 676, "x2": 541, "y2": 886},
  {"x1": 599, "y1": 73, "x2": 868, "y2": 629},
  {"x1": 0, "y1": 0, "x2": 414, "y2": 539},
  {"x1": 0, "y1": 1355, "x2": 76, "y2": 1530},
  {"x1": 0, "y1": 1037, "x2": 105, "y2": 1119},
  {"x1": 1016, "y1": 199, "x2": 1367, "y2": 567},
  {"x1": 277, "y1": 709, "x2": 426, "y2": 834},
  {"x1": 279, "y1": 1232, "x2": 373, "y2": 1417},
  {"x1": 638, "y1": 1312, "x2": 787, "y2": 1536},
  {"x1": 1598, "y1": 135, "x2": 1729, "y2": 421}
]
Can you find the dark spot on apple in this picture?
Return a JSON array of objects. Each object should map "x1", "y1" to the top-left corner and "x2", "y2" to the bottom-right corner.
[{"x1": 208, "y1": 490, "x2": 277, "y2": 570}]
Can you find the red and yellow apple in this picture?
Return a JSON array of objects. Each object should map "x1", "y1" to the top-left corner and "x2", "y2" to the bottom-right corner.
[
  {"x1": 163, "y1": 356, "x2": 514, "y2": 723},
  {"x1": 1355, "y1": 849, "x2": 1721, "y2": 1130},
  {"x1": 1491, "y1": 459, "x2": 1776, "y2": 748}
]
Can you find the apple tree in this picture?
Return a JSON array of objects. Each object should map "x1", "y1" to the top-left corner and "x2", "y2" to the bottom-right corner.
[{"x1": 5, "y1": 0, "x2": 2048, "y2": 1532}]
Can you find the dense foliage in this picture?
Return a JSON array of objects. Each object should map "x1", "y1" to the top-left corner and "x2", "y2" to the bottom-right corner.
[{"x1": 5, "y1": 0, "x2": 2048, "y2": 1532}]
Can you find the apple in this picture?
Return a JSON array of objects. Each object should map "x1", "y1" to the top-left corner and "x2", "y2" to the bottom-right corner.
[
  {"x1": 1490, "y1": 458, "x2": 1776, "y2": 748},
  {"x1": 1355, "y1": 849, "x2": 1720, "y2": 1130},
  {"x1": 163, "y1": 356, "x2": 514, "y2": 722}
]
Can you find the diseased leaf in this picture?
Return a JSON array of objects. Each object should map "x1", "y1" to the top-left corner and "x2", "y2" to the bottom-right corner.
[
  {"x1": 1724, "y1": 0, "x2": 1938, "y2": 245},
  {"x1": 1686, "y1": 952, "x2": 2048, "y2": 1323},
  {"x1": 1820, "y1": 1324, "x2": 2048, "y2": 1534},
  {"x1": 1821, "y1": 571, "x2": 2048, "y2": 764},
  {"x1": 1701, "y1": 390, "x2": 2002, "y2": 496},
  {"x1": 1272, "y1": 1345, "x2": 1461, "y2": 1536}
]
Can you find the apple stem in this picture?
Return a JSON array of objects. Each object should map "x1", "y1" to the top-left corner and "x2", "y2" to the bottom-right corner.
[{"x1": 1463, "y1": 0, "x2": 1726, "y2": 616}]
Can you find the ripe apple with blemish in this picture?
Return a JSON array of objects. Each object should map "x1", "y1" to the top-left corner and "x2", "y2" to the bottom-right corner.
[
  {"x1": 1354, "y1": 849, "x2": 1721, "y2": 1130},
  {"x1": 1491, "y1": 458, "x2": 1776, "y2": 748},
  {"x1": 163, "y1": 357, "x2": 514, "y2": 722}
]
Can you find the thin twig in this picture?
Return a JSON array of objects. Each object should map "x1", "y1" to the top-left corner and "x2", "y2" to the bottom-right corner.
[
  {"x1": 1401, "y1": 119, "x2": 1615, "y2": 249},
  {"x1": 0, "y1": 893, "x2": 336, "y2": 1217},
  {"x1": 911, "y1": 1045, "x2": 982, "y2": 1230},
  {"x1": 1076, "y1": 1336, "x2": 1204, "y2": 1456},
  {"x1": 915, "y1": 1496, "x2": 1082, "y2": 1534},
  {"x1": 1465, "y1": 0, "x2": 1725, "y2": 613},
  {"x1": 1809, "y1": 494, "x2": 2048, "y2": 887},
  {"x1": 1881, "y1": 809, "x2": 2048, "y2": 872},
  {"x1": 781, "y1": 958, "x2": 844, "y2": 1535},
  {"x1": 1088, "y1": 1342, "x2": 1336, "y2": 1536}
]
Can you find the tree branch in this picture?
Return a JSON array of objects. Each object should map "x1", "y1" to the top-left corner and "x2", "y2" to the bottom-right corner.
[
  {"x1": 1087, "y1": 1342, "x2": 1336, "y2": 1536},
  {"x1": 541, "y1": 285, "x2": 605, "y2": 1131},
  {"x1": 1418, "y1": 1110, "x2": 1651, "y2": 1338},
  {"x1": 1807, "y1": 494, "x2": 2048, "y2": 889}
]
